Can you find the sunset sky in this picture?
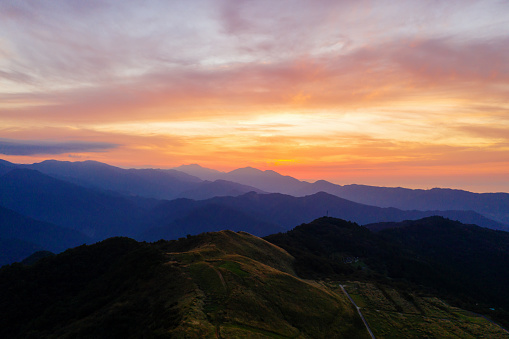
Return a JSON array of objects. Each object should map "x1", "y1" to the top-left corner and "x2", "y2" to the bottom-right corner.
[{"x1": 1, "y1": 1, "x2": 508, "y2": 192}]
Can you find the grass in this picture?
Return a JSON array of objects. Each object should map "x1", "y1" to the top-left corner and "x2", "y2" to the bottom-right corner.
[
  {"x1": 168, "y1": 232, "x2": 370, "y2": 338},
  {"x1": 341, "y1": 281, "x2": 509, "y2": 338},
  {"x1": 219, "y1": 261, "x2": 250, "y2": 277}
]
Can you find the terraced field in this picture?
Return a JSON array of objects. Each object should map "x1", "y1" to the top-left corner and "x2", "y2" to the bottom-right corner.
[{"x1": 340, "y1": 282, "x2": 509, "y2": 338}]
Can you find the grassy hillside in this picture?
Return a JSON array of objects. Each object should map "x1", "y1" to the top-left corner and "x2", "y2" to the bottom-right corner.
[
  {"x1": 340, "y1": 281, "x2": 508, "y2": 338},
  {"x1": 2, "y1": 217, "x2": 508, "y2": 337},
  {"x1": 0, "y1": 232, "x2": 369, "y2": 338},
  {"x1": 265, "y1": 216, "x2": 509, "y2": 328}
]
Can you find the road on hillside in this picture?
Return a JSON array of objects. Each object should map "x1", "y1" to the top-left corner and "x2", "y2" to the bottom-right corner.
[{"x1": 339, "y1": 284, "x2": 376, "y2": 339}]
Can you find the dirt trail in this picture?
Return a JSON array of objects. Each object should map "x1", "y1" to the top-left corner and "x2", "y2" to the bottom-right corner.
[{"x1": 339, "y1": 284, "x2": 376, "y2": 339}]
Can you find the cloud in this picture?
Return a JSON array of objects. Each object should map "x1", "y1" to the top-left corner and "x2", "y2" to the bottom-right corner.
[
  {"x1": 0, "y1": 139, "x2": 119, "y2": 155},
  {"x1": 456, "y1": 125, "x2": 509, "y2": 142}
]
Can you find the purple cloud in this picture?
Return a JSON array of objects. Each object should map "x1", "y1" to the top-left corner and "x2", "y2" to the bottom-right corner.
[{"x1": 0, "y1": 139, "x2": 119, "y2": 155}]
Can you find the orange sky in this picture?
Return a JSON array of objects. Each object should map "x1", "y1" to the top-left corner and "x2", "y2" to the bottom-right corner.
[{"x1": 1, "y1": 1, "x2": 508, "y2": 192}]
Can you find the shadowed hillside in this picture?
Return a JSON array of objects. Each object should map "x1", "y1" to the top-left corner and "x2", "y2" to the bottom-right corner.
[
  {"x1": 0, "y1": 232, "x2": 369, "y2": 338},
  {"x1": 0, "y1": 205, "x2": 90, "y2": 266},
  {"x1": 266, "y1": 216, "x2": 509, "y2": 327}
]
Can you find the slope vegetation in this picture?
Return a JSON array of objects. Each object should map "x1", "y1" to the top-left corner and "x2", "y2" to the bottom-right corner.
[
  {"x1": 266, "y1": 216, "x2": 509, "y2": 327},
  {"x1": 0, "y1": 232, "x2": 368, "y2": 338}
]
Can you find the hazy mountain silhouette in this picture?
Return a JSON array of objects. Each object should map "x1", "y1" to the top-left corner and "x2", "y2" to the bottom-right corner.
[
  {"x1": 6, "y1": 158, "x2": 508, "y2": 225},
  {"x1": 295, "y1": 182, "x2": 509, "y2": 225},
  {"x1": 0, "y1": 159, "x2": 16, "y2": 176},
  {"x1": 1, "y1": 159, "x2": 507, "y2": 252},
  {"x1": 173, "y1": 163, "x2": 225, "y2": 181},
  {"x1": 222, "y1": 167, "x2": 308, "y2": 193},
  {"x1": 176, "y1": 163, "x2": 509, "y2": 225},
  {"x1": 24, "y1": 159, "x2": 201, "y2": 199},
  {"x1": 0, "y1": 205, "x2": 90, "y2": 266},
  {"x1": 0, "y1": 159, "x2": 264, "y2": 200},
  {"x1": 142, "y1": 203, "x2": 282, "y2": 241},
  {"x1": 177, "y1": 179, "x2": 265, "y2": 199},
  {"x1": 175, "y1": 164, "x2": 310, "y2": 193},
  {"x1": 0, "y1": 168, "x2": 149, "y2": 239},
  {"x1": 0, "y1": 238, "x2": 41, "y2": 267},
  {"x1": 142, "y1": 192, "x2": 507, "y2": 241}
]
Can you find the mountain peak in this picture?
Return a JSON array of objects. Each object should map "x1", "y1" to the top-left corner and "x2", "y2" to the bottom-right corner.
[
  {"x1": 228, "y1": 166, "x2": 263, "y2": 174},
  {"x1": 175, "y1": 163, "x2": 206, "y2": 170}
]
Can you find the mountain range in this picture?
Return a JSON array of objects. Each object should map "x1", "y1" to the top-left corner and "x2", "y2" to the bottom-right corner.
[
  {"x1": 2, "y1": 157, "x2": 509, "y2": 336},
  {"x1": 174, "y1": 163, "x2": 509, "y2": 225},
  {"x1": 3, "y1": 158, "x2": 508, "y2": 225},
  {"x1": 1, "y1": 158, "x2": 509, "y2": 266}
]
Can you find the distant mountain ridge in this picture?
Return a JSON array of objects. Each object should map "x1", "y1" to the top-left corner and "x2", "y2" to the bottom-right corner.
[
  {"x1": 0, "y1": 168, "x2": 149, "y2": 239},
  {"x1": 0, "y1": 205, "x2": 89, "y2": 266},
  {"x1": 4, "y1": 158, "x2": 507, "y2": 227},
  {"x1": 175, "y1": 163, "x2": 509, "y2": 225},
  {"x1": 20, "y1": 159, "x2": 262, "y2": 200},
  {"x1": 144, "y1": 191, "x2": 508, "y2": 241},
  {"x1": 1, "y1": 158, "x2": 508, "y2": 266}
]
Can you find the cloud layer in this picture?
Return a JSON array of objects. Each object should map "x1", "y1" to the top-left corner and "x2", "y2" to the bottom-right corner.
[
  {"x1": 0, "y1": 139, "x2": 118, "y2": 155},
  {"x1": 0, "y1": 0, "x2": 508, "y2": 192}
]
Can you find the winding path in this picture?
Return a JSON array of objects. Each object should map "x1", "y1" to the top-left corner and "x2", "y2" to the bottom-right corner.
[{"x1": 339, "y1": 285, "x2": 376, "y2": 339}]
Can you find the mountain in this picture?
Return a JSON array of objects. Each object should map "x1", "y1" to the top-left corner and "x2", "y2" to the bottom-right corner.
[
  {"x1": 177, "y1": 179, "x2": 265, "y2": 200},
  {"x1": 24, "y1": 159, "x2": 201, "y2": 199},
  {"x1": 0, "y1": 205, "x2": 90, "y2": 266},
  {"x1": 142, "y1": 203, "x2": 282, "y2": 241},
  {"x1": 173, "y1": 163, "x2": 225, "y2": 181},
  {"x1": 1, "y1": 221, "x2": 507, "y2": 337},
  {"x1": 11, "y1": 159, "x2": 262, "y2": 200},
  {"x1": 0, "y1": 168, "x2": 149, "y2": 239},
  {"x1": 0, "y1": 233, "x2": 370, "y2": 338},
  {"x1": 173, "y1": 163, "x2": 509, "y2": 225},
  {"x1": 0, "y1": 238, "x2": 41, "y2": 267},
  {"x1": 221, "y1": 167, "x2": 309, "y2": 193},
  {"x1": 6, "y1": 158, "x2": 509, "y2": 225},
  {"x1": 146, "y1": 192, "x2": 507, "y2": 239},
  {"x1": 295, "y1": 182, "x2": 509, "y2": 225},
  {"x1": 0, "y1": 159, "x2": 16, "y2": 176},
  {"x1": 175, "y1": 164, "x2": 310, "y2": 193},
  {"x1": 265, "y1": 216, "x2": 509, "y2": 328}
]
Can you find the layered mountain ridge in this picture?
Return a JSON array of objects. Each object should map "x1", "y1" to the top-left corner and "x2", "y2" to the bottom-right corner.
[{"x1": 1, "y1": 158, "x2": 508, "y2": 267}]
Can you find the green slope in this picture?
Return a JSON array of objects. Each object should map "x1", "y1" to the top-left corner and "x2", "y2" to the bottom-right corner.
[
  {"x1": 265, "y1": 216, "x2": 509, "y2": 329},
  {"x1": 0, "y1": 232, "x2": 368, "y2": 338}
]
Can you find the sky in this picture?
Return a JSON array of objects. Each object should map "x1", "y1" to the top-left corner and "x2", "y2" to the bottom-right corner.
[{"x1": 0, "y1": 0, "x2": 508, "y2": 192}]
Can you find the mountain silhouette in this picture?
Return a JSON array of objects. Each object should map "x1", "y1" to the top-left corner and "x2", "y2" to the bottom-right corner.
[
  {"x1": 176, "y1": 163, "x2": 509, "y2": 225},
  {"x1": 173, "y1": 163, "x2": 225, "y2": 181},
  {"x1": 0, "y1": 205, "x2": 90, "y2": 251},
  {"x1": 266, "y1": 216, "x2": 509, "y2": 327},
  {"x1": 142, "y1": 203, "x2": 282, "y2": 241},
  {"x1": 1, "y1": 159, "x2": 264, "y2": 200},
  {"x1": 177, "y1": 179, "x2": 265, "y2": 199},
  {"x1": 0, "y1": 168, "x2": 149, "y2": 239},
  {"x1": 142, "y1": 191, "x2": 507, "y2": 242}
]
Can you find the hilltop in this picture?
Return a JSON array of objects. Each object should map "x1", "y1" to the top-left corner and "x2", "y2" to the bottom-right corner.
[{"x1": 0, "y1": 231, "x2": 368, "y2": 338}]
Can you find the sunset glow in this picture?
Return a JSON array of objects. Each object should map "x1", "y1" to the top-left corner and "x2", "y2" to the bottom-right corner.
[{"x1": 1, "y1": 1, "x2": 508, "y2": 192}]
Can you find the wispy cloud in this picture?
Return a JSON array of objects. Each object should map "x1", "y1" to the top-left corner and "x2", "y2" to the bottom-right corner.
[
  {"x1": 0, "y1": 139, "x2": 119, "y2": 155},
  {"x1": 0, "y1": 0, "x2": 508, "y2": 191}
]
